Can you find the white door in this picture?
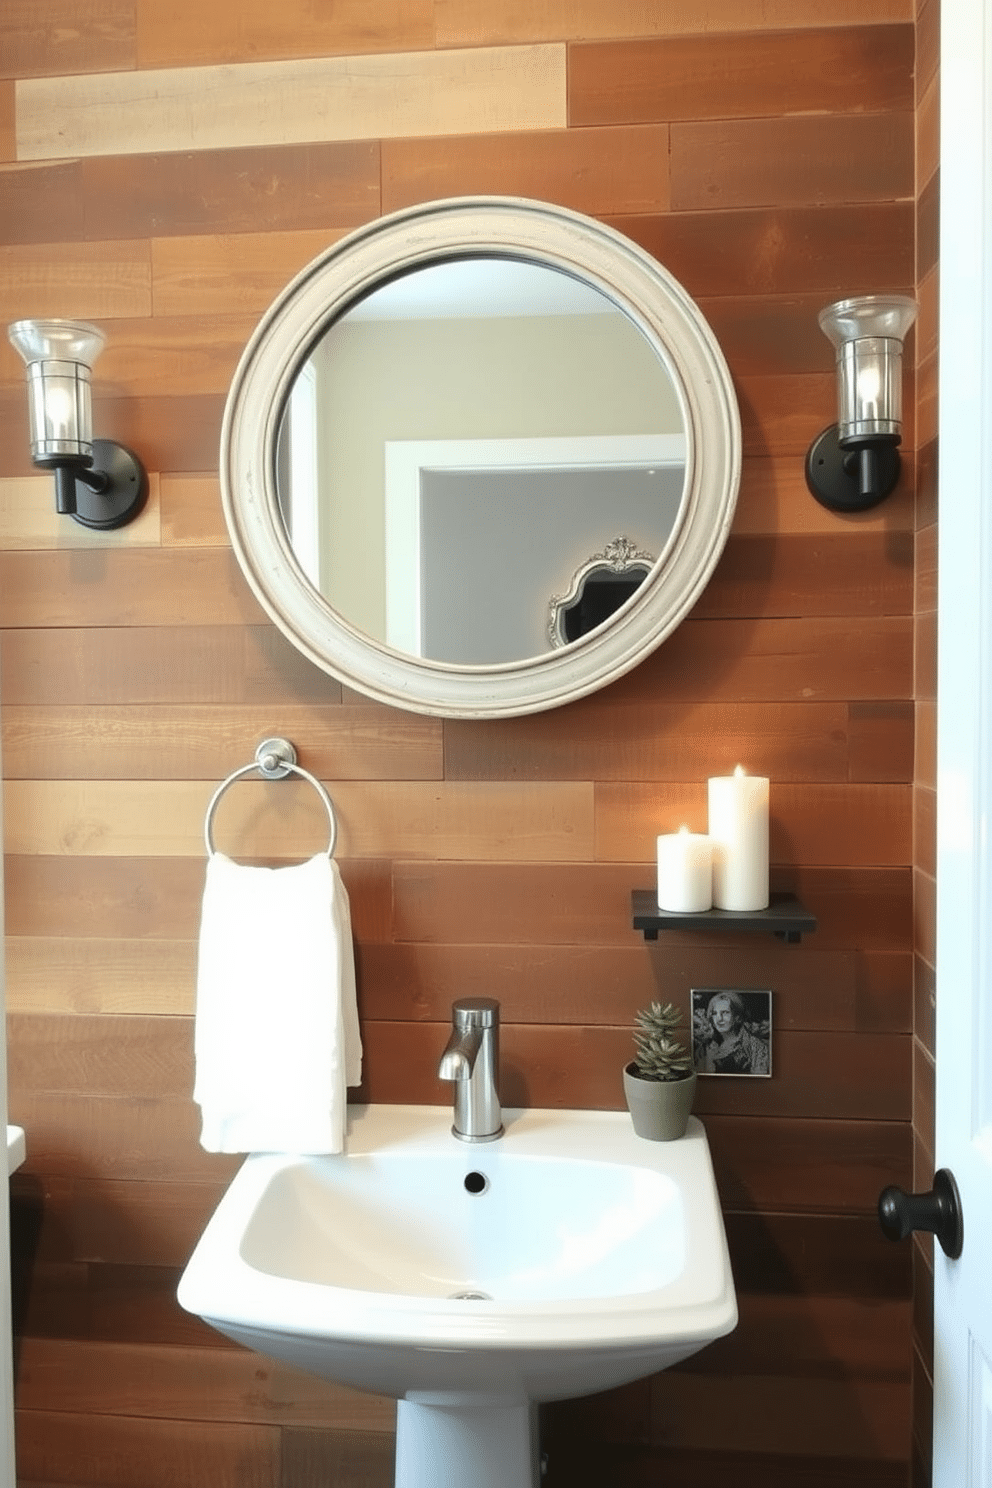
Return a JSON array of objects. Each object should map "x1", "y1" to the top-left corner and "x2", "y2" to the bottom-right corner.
[{"x1": 933, "y1": 2, "x2": 992, "y2": 1482}]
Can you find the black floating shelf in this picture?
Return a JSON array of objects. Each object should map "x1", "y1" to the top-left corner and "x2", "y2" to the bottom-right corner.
[{"x1": 631, "y1": 890, "x2": 817, "y2": 944}]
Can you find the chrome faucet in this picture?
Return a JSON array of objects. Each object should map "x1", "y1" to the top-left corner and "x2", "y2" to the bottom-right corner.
[{"x1": 438, "y1": 998, "x2": 503, "y2": 1142}]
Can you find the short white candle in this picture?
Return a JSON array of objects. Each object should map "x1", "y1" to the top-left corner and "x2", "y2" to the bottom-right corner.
[
  {"x1": 657, "y1": 825, "x2": 713, "y2": 912},
  {"x1": 707, "y1": 766, "x2": 769, "y2": 911}
]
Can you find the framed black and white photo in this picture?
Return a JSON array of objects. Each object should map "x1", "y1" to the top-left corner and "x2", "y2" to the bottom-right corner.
[{"x1": 691, "y1": 988, "x2": 772, "y2": 1077}]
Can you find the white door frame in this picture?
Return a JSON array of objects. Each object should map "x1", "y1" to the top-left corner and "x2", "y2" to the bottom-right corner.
[{"x1": 933, "y1": 0, "x2": 992, "y2": 1482}]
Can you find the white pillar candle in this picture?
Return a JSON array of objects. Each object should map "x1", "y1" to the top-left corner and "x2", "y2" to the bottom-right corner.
[
  {"x1": 657, "y1": 826, "x2": 713, "y2": 912},
  {"x1": 707, "y1": 766, "x2": 769, "y2": 911}
]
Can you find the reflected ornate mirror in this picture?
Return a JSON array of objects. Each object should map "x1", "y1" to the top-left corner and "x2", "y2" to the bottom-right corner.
[{"x1": 222, "y1": 197, "x2": 741, "y2": 717}]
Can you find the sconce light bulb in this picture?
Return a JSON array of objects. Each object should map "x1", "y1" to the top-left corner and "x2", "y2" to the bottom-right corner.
[
  {"x1": 7, "y1": 317, "x2": 147, "y2": 529},
  {"x1": 805, "y1": 293, "x2": 917, "y2": 514}
]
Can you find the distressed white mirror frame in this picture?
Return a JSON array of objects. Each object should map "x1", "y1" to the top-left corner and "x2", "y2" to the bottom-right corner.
[{"x1": 222, "y1": 196, "x2": 741, "y2": 719}]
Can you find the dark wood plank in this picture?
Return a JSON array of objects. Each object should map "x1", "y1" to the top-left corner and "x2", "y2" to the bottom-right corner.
[
  {"x1": 14, "y1": 1410, "x2": 280, "y2": 1488},
  {"x1": 607, "y1": 203, "x2": 914, "y2": 299},
  {"x1": 444, "y1": 700, "x2": 851, "y2": 783},
  {"x1": 1, "y1": 1, "x2": 135, "y2": 79},
  {"x1": 706, "y1": 1112, "x2": 912, "y2": 1215},
  {"x1": 381, "y1": 125, "x2": 670, "y2": 216},
  {"x1": 0, "y1": 626, "x2": 340, "y2": 706},
  {"x1": 670, "y1": 113, "x2": 914, "y2": 212},
  {"x1": 3, "y1": 855, "x2": 393, "y2": 942},
  {"x1": 357, "y1": 942, "x2": 911, "y2": 1034},
  {"x1": 80, "y1": 141, "x2": 380, "y2": 240},
  {"x1": 723, "y1": 1211, "x2": 911, "y2": 1299},
  {"x1": 569, "y1": 26, "x2": 914, "y2": 126},
  {"x1": 623, "y1": 616, "x2": 913, "y2": 705},
  {"x1": 698, "y1": 534, "x2": 914, "y2": 621}
]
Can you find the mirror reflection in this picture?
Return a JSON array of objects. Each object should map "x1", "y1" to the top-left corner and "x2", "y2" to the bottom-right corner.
[{"x1": 275, "y1": 257, "x2": 686, "y2": 666}]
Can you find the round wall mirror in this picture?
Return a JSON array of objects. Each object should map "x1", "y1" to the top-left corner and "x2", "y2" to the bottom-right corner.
[{"x1": 222, "y1": 197, "x2": 741, "y2": 718}]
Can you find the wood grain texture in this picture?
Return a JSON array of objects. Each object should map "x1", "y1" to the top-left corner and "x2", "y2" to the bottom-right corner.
[
  {"x1": 670, "y1": 113, "x2": 914, "y2": 211},
  {"x1": 16, "y1": 47, "x2": 567, "y2": 160},
  {"x1": 136, "y1": 0, "x2": 434, "y2": 68},
  {"x1": 1, "y1": 1, "x2": 135, "y2": 80},
  {"x1": 569, "y1": 26, "x2": 914, "y2": 126},
  {"x1": 0, "y1": 239, "x2": 152, "y2": 321},
  {"x1": 607, "y1": 202, "x2": 915, "y2": 301},
  {"x1": 3, "y1": 779, "x2": 594, "y2": 860},
  {"x1": 437, "y1": 0, "x2": 913, "y2": 46},
  {"x1": 381, "y1": 125, "x2": 670, "y2": 216},
  {"x1": 2, "y1": 9, "x2": 923, "y2": 1485},
  {"x1": 150, "y1": 230, "x2": 342, "y2": 318},
  {"x1": 15, "y1": 1337, "x2": 395, "y2": 1430},
  {"x1": 2, "y1": 703, "x2": 443, "y2": 780},
  {"x1": 0, "y1": 474, "x2": 162, "y2": 550},
  {"x1": 15, "y1": 1410, "x2": 281, "y2": 1488}
]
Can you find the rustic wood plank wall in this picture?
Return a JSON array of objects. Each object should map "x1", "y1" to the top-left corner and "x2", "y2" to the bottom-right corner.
[{"x1": 2, "y1": 3, "x2": 921, "y2": 1485}]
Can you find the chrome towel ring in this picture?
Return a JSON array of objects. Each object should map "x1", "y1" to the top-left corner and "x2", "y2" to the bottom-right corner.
[{"x1": 204, "y1": 737, "x2": 338, "y2": 858}]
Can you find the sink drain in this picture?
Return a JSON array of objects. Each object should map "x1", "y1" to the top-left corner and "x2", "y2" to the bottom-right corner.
[{"x1": 449, "y1": 1289, "x2": 493, "y2": 1301}]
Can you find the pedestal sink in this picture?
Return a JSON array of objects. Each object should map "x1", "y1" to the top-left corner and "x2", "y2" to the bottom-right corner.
[{"x1": 179, "y1": 1104, "x2": 736, "y2": 1488}]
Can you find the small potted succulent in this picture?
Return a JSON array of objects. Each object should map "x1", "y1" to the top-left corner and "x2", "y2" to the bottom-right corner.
[{"x1": 622, "y1": 1000, "x2": 697, "y2": 1141}]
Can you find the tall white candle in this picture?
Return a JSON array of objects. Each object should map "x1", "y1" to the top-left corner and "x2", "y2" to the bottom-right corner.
[
  {"x1": 707, "y1": 766, "x2": 769, "y2": 911},
  {"x1": 657, "y1": 825, "x2": 713, "y2": 912}
]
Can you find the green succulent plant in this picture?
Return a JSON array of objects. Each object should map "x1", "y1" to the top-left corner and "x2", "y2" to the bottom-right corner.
[{"x1": 631, "y1": 1000, "x2": 695, "y2": 1083}]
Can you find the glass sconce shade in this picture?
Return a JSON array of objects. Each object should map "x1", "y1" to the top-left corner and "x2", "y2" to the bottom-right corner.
[
  {"x1": 805, "y1": 293, "x2": 918, "y2": 513},
  {"x1": 6, "y1": 317, "x2": 147, "y2": 529},
  {"x1": 8, "y1": 319, "x2": 107, "y2": 467},
  {"x1": 818, "y1": 295, "x2": 917, "y2": 444}
]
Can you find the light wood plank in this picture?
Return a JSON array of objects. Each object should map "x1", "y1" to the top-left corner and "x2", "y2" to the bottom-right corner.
[
  {"x1": 5, "y1": 938, "x2": 197, "y2": 1016},
  {"x1": 151, "y1": 230, "x2": 341, "y2": 318},
  {"x1": 1, "y1": 703, "x2": 443, "y2": 781},
  {"x1": 15, "y1": 1337, "x2": 395, "y2": 1431},
  {"x1": 159, "y1": 475, "x2": 226, "y2": 546},
  {"x1": 0, "y1": 239, "x2": 151, "y2": 321},
  {"x1": 437, "y1": 0, "x2": 912, "y2": 46},
  {"x1": 3, "y1": 779, "x2": 594, "y2": 861},
  {"x1": 16, "y1": 47, "x2": 567, "y2": 161},
  {"x1": 0, "y1": 474, "x2": 162, "y2": 549}
]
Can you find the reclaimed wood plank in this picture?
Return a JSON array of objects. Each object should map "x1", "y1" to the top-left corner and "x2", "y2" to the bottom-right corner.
[
  {"x1": 17, "y1": 48, "x2": 566, "y2": 160},
  {"x1": 569, "y1": 26, "x2": 913, "y2": 126},
  {"x1": 136, "y1": 0, "x2": 434, "y2": 67},
  {"x1": 670, "y1": 113, "x2": 914, "y2": 212},
  {"x1": 381, "y1": 124, "x2": 669, "y2": 216}
]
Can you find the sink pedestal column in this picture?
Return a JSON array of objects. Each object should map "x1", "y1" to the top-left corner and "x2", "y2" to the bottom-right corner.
[{"x1": 396, "y1": 1395, "x2": 538, "y2": 1488}]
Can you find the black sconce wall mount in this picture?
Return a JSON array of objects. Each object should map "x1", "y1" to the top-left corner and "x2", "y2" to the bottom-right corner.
[
  {"x1": 805, "y1": 294, "x2": 918, "y2": 514},
  {"x1": 7, "y1": 318, "x2": 148, "y2": 530}
]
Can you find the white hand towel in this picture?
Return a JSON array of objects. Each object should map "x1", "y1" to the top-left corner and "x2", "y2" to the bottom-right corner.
[{"x1": 194, "y1": 851, "x2": 363, "y2": 1154}]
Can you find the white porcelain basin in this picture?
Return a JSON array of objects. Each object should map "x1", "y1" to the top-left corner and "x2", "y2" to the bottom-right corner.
[
  {"x1": 6, "y1": 1126, "x2": 25, "y2": 1176},
  {"x1": 179, "y1": 1104, "x2": 736, "y2": 1487}
]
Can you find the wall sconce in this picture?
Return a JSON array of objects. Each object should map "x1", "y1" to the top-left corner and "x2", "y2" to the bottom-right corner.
[
  {"x1": 7, "y1": 318, "x2": 148, "y2": 529},
  {"x1": 804, "y1": 294, "x2": 917, "y2": 513}
]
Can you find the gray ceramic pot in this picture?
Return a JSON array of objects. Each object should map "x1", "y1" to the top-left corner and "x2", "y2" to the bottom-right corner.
[{"x1": 622, "y1": 1063, "x2": 697, "y2": 1141}]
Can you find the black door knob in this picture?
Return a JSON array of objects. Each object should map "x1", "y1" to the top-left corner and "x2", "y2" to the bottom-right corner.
[{"x1": 878, "y1": 1167, "x2": 963, "y2": 1259}]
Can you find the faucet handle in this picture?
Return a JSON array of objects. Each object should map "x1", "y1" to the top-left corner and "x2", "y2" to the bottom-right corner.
[{"x1": 451, "y1": 997, "x2": 500, "y2": 1028}]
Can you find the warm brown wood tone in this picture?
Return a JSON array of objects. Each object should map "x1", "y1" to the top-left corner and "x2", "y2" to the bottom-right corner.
[
  {"x1": 569, "y1": 26, "x2": 914, "y2": 126},
  {"x1": 3, "y1": 9, "x2": 922, "y2": 1488}
]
